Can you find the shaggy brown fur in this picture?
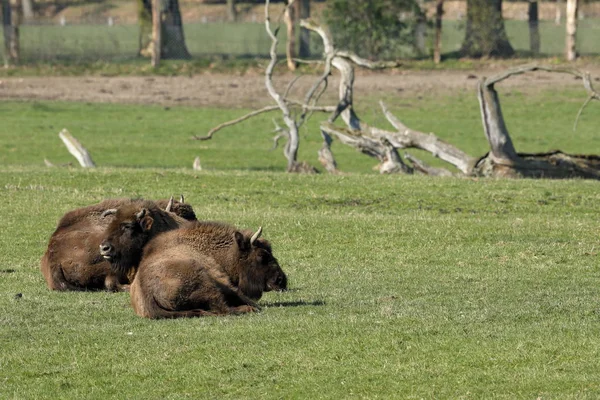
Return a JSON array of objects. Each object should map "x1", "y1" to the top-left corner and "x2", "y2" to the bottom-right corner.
[
  {"x1": 40, "y1": 198, "x2": 195, "y2": 292},
  {"x1": 99, "y1": 201, "x2": 193, "y2": 277},
  {"x1": 129, "y1": 221, "x2": 287, "y2": 319}
]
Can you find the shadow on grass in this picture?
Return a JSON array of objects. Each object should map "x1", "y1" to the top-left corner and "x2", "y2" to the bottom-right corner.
[{"x1": 261, "y1": 300, "x2": 325, "y2": 308}]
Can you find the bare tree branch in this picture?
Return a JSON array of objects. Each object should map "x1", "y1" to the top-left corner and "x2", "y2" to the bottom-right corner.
[
  {"x1": 379, "y1": 101, "x2": 475, "y2": 174},
  {"x1": 404, "y1": 153, "x2": 454, "y2": 177},
  {"x1": 59, "y1": 129, "x2": 96, "y2": 168},
  {"x1": 194, "y1": 105, "x2": 280, "y2": 141}
]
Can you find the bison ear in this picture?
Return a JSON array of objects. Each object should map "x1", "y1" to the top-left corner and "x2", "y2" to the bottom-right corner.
[
  {"x1": 139, "y1": 216, "x2": 153, "y2": 232},
  {"x1": 136, "y1": 209, "x2": 153, "y2": 232},
  {"x1": 235, "y1": 231, "x2": 250, "y2": 251}
]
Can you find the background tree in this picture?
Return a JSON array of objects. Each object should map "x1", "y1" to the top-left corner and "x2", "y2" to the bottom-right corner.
[
  {"x1": 138, "y1": 0, "x2": 190, "y2": 59},
  {"x1": 566, "y1": 0, "x2": 578, "y2": 61},
  {"x1": 461, "y1": 0, "x2": 514, "y2": 57},
  {"x1": 324, "y1": 0, "x2": 420, "y2": 60},
  {"x1": 528, "y1": 0, "x2": 540, "y2": 55},
  {"x1": 21, "y1": 0, "x2": 33, "y2": 20},
  {"x1": 2, "y1": 0, "x2": 20, "y2": 66},
  {"x1": 414, "y1": 0, "x2": 427, "y2": 56},
  {"x1": 226, "y1": 0, "x2": 237, "y2": 23},
  {"x1": 297, "y1": 0, "x2": 310, "y2": 58},
  {"x1": 433, "y1": 0, "x2": 444, "y2": 64}
]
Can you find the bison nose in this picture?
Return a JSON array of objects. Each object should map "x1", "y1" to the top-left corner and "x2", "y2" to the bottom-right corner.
[{"x1": 99, "y1": 242, "x2": 113, "y2": 258}]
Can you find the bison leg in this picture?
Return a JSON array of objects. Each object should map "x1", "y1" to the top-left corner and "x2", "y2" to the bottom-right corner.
[
  {"x1": 104, "y1": 274, "x2": 130, "y2": 292},
  {"x1": 148, "y1": 308, "x2": 220, "y2": 319},
  {"x1": 229, "y1": 305, "x2": 259, "y2": 314}
]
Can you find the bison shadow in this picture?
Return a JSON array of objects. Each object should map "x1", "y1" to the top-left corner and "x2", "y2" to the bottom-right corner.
[{"x1": 261, "y1": 300, "x2": 325, "y2": 308}]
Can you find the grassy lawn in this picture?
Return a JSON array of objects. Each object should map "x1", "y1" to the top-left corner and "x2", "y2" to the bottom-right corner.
[{"x1": 1, "y1": 89, "x2": 600, "y2": 398}]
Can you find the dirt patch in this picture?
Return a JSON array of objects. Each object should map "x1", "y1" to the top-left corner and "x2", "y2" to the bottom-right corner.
[{"x1": 0, "y1": 67, "x2": 599, "y2": 108}]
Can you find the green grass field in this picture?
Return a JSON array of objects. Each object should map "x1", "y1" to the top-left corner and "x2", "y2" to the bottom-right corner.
[{"x1": 2, "y1": 87, "x2": 600, "y2": 398}]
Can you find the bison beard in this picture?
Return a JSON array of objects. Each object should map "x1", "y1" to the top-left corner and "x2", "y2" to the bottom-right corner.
[
  {"x1": 40, "y1": 197, "x2": 195, "y2": 292},
  {"x1": 129, "y1": 221, "x2": 287, "y2": 319}
]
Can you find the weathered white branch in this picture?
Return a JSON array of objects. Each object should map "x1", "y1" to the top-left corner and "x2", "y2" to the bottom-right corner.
[
  {"x1": 194, "y1": 105, "x2": 280, "y2": 141},
  {"x1": 265, "y1": 0, "x2": 301, "y2": 172},
  {"x1": 58, "y1": 129, "x2": 96, "y2": 168},
  {"x1": 379, "y1": 101, "x2": 475, "y2": 174}
]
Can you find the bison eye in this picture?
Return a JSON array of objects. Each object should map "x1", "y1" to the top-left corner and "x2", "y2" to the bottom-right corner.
[{"x1": 121, "y1": 223, "x2": 135, "y2": 231}]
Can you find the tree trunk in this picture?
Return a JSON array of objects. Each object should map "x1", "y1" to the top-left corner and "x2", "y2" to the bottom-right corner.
[
  {"x1": 2, "y1": 0, "x2": 20, "y2": 66},
  {"x1": 415, "y1": 0, "x2": 427, "y2": 56},
  {"x1": 565, "y1": 0, "x2": 578, "y2": 61},
  {"x1": 528, "y1": 1, "x2": 540, "y2": 55},
  {"x1": 138, "y1": 0, "x2": 190, "y2": 59},
  {"x1": 21, "y1": 0, "x2": 33, "y2": 20},
  {"x1": 298, "y1": 0, "x2": 310, "y2": 58},
  {"x1": 284, "y1": 3, "x2": 296, "y2": 71},
  {"x1": 151, "y1": 0, "x2": 161, "y2": 67},
  {"x1": 555, "y1": 0, "x2": 563, "y2": 25},
  {"x1": 461, "y1": 0, "x2": 514, "y2": 57},
  {"x1": 433, "y1": 0, "x2": 444, "y2": 64},
  {"x1": 226, "y1": 0, "x2": 237, "y2": 22}
]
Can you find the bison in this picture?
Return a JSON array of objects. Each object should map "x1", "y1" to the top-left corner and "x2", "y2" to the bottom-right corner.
[
  {"x1": 100, "y1": 215, "x2": 287, "y2": 318},
  {"x1": 40, "y1": 197, "x2": 195, "y2": 292}
]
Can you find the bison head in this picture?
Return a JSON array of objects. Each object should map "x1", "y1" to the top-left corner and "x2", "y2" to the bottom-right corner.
[
  {"x1": 99, "y1": 207, "x2": 155, "y2": 275},
  {"x1": 235, "y1": 227, "x2": 287, "y2": 300}
]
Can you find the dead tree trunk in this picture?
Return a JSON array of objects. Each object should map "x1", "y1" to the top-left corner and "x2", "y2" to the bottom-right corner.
[
  {"x1": 2, "y1": 0, "x2": 20, "y2": 66},
  {"x1": 264, "y1": 0, "x2": 313, "y2": 172},
  {"x1": 433, "y1": 0, "x2": 444, "y2": 64},
  {"x1": 473, "y1": 65, "x2": 600, "y2": 178},
  {"x1": 566, "y1": 0, "x2": 578, "y2": 61}
]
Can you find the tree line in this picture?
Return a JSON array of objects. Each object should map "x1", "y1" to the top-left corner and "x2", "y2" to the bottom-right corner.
[{"x1": 1, "y1": 0, "x2": 586, "y2": 66}]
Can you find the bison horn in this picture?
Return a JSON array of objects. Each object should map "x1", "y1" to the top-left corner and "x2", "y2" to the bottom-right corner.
[
  {"x1": 179, "y1": 194, "x2": 185, "y2": 203},
  {"x1": 165, "y1": 196, "x2": 174, "y2": 212},
  {"x1": 101, "y1": 209, "x2": 117, "y2": 218},
  {"x1": 136, "y1": 208, "x2": 147, "y2": 220},
  {"x1": 250, "y1": 226, "x2": 263, "y2": 245}
]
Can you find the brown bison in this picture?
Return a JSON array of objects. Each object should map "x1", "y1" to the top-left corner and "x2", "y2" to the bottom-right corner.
[
  {"x1": 101, "y1": 216, "x2": 287, "y2": 318},
  {"x1": 40, "y1": 197, "x2": 195, "y2": 292}
]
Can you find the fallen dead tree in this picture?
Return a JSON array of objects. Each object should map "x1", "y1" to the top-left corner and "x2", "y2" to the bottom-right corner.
[{"x1": 201, "y1": 2, "x2": 600, "y2": 179}]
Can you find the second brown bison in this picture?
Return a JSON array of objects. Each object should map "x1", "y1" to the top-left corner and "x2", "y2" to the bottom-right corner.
[
  {"x1": 100, "y1": 208, "x2": 287, "y2": 318},
  {"x1": 40, "y1": 197, "x2": 195, "y2": 292}
]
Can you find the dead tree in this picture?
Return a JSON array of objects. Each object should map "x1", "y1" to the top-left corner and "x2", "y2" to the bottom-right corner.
[{"x1": 200, "y1": 18, "x2": 600, "y2": 179}]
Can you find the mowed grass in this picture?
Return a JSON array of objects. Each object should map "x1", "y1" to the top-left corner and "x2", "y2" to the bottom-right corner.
[
  {"x1": 1, "y1": 85, "x2": 599, "y2": 172},
  {"x1": 1, "y1": 88, "x2": 600, "y2": 398},
  {"x1": 1, "y1": 168, "x2": 600, "y2": 398}
]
